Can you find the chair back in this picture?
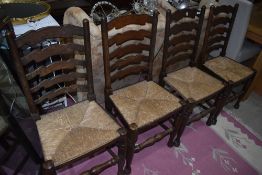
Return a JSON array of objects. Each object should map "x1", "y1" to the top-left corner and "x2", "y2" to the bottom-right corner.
[
  {"x1": 160, "y1": 7, "x2": 206, "y2": 82},
  {"x1": 101, "y1": 12, "x2": 158, "y2": 98},
  {"x1": 219, "y1": 0, "x2": 253, "y2": 59},
  {"x1": 200, "y1": 4, "x2": 239, "y2": 64},
  {"x1": 6, "y1": 19, "x2": 94, "y2": 119}
]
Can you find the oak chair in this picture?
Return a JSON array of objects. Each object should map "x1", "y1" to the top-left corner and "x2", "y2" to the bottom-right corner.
[
  {"x1": 159, "y1": 7, "x2": 226, "y2": 146},
  {"x1": 6, "y1": 19, "x2": 126, "y2": 175},
  {"x1": 200, "y1": 4, "x2": 256, "y2": 109},
  {"x1": 101, "y1": 12, "x2": 185, "y2": 174}
]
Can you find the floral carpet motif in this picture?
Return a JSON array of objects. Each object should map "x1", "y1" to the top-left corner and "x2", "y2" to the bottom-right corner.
[{"x1": 59, "y1": 111, "x2": 262, "y2": 175}]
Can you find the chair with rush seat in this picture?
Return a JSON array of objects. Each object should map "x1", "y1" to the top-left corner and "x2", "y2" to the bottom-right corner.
[
  {"x1": 159, "y1": 7, "x2": 226, "y2": 146},
  {"x1": 200, "y1": 4, "x2": 256, "y2": 110},
  {"x1": 6, "y1": 19, "x2": 126, "y2": 175},
  {"x1": 101, "y1": 12, "x2": 185, "y2": 174}
]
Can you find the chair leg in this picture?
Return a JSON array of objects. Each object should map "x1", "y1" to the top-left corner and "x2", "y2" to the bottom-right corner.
[
  {"x1": 117, "y1": 128, "x2": 127, "y2": 175},
  {"x1": 207, "y1": 95, "x2": 224, "y2": 126},
  {"x1": 234, "y1": 73, "x2": 256, "y2": 109},
  {"x1": 42, "y1": 160, "x2": 56, "y2": 175},
  {"x1": 173, "y1": 116, "x2": 184, "y2": 147},
  {"x1": 208, "y1": 85, "x2": 231, "y2": 126},
  {"x1": 174, "y1": 103, "x2": 193, "y2": 147},
  {"x1": 167, "y1": 117, "x2": 176, "y2": 148},
  {"x1": 124, "y1": 123, "x2": 138, "y2": 175}
]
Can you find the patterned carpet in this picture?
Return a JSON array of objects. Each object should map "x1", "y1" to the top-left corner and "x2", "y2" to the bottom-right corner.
[
  {"x1": 58, "y1": 111, "x2": 262, "y2": 175},
  {"x1": 1, "y1": 110, "x2": 262, "y2": 175}
]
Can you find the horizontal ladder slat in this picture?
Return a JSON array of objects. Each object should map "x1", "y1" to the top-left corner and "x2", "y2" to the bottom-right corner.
[
  {"x1": 34, "y1": 84, "x2": 78, "y2": 104},
  {"x1": 170, "y1": 22, "x2": 198, "y2": 35},
  {"x1": 108, "y1": 14, "x2": 151, "y2": 30},
  {"x1": 110, "y1": 55, "x2": 148, "y2": 72},
  {"x1": 21, "y1": 43, "x2": 84, "y2": 65},
  {"x1": 17, "y1": 25, "x2": 84, "y2": 47},
  {"x1": 108, "y1": 30, "x2": 151, "y2": 46},
  {"x1": 109, "y1": 43, "x2": 150, "y2": 60},
  {"x1": 111, "y1": 65, "x2": 148, "y2": 82},
  {"x1": 30, "y1": 72, "x2": 87, "y2": 93},
  {"x1": 26, "y1": 60, "x2": 76, "y2": 80}
]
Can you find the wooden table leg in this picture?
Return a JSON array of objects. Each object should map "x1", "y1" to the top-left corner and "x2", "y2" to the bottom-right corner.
[{"x1": 242, "y1": 49, "x2": 262, "y2": 100}]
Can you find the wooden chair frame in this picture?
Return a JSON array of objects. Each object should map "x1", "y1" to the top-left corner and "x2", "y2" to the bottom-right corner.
[
  {"x1": 159, "y1": 7, "x2": 227, "y2": 146},
  {"x1": 101, "y1": 12, "x2": 186, "y2": 174},
  {"x1": 200, "y1": 4, "x2": 256, "y2": 110},
  {"x1": 6, "y1": 19, "x2": 126, "y2": 175}
]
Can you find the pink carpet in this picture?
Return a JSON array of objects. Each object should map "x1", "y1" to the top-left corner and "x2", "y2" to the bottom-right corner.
[{"x1": 58, "y1": 111, "x2": 262, "y2": 175}]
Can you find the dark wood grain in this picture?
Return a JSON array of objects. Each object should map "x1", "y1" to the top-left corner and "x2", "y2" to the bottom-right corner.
[
  {"x1": 16, "y1": 25, "x2": 84, "y2": 48},
  {"x1": 160, "y1": 7, "x2": 205, "y2": 75},
  {"x1": 213, "y1": 16, "x2": 231, "y2": 26},
  {"x1": 21, "y1": 44, "x2": 84, "y2": 65},
  {"x1": 171, "y1": 8, "x2": 199, "y2": 21},
  {"x1": 208, "y1": 36, "x2": 226, "y2": 46},
  {"x1": 167, "y1": 43, "x2": 195, "y2": 58},
  {"x1": 34, "y1": 84, "x2": 77, "y2": 104},
  {"x1": 166, "y1": 53, "x2": 192, "y2": 67},
  {"x1": 111, "y1": 65, "x2": 148, "y2": 82},
  {"x1": 30, "y1": 72, "x2": 87, "y2": 93},
  {"x1": 110, "y1": 55, "x2": 148, "y2": 72},
  {"x1": 170, "y1": 22, "x2": 198, "y2": 35},
  {"x1": 169, "y1": 34, "x2": 196, "y2": 46},
  {"x1": 25, "y1": 60, "x2": 76, "y2": 80},
  {"x1": 108, "y1": 30, "x2": 151, "y2": 46},
  {"x1": 101, "y1": 11, "x2": 182, "y2": 175},
  {"x1": 109, "y1": 43, "x2": 150, "y2": 60},
  {"x1": 200, "y1": 4, "x2": 256, "y2": 122},
  {"x1": 108, "y1": 14, "x2": 151, "y2": 30},
  {"x1": 6, "y1": 18, "x2": 126, "y2": 175},
  {"x1": 210, "y1": 26, "x2": 228, "y2": 36},
  {"x1": 213, "y1": 5, "x2": 235, "y2": 15},
  {"x1": 200, "y1": 4, "x2": 239, "y2": 61},
  {"x1": 159, "y1": 7, "x2": 227, "y2": 147}
]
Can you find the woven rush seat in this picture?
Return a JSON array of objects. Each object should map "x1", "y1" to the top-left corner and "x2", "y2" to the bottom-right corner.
[
  {"x1": 164, "y1": 67, "x2": 224, "y2": 101},
  {"x1": 204, "y1": 57, "x2": 254, "y2": 83},
  {"x1": 110, "y1": 81, "x2": 181, "y2": 128},
  {"x1": 36, "y1": 101, "x2": 120, "y2": 166}
]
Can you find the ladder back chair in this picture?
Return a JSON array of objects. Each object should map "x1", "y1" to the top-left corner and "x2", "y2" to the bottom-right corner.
[
  {"x1": 200, "y1": 4, "x2": 256, "y2": 109},
  {"x1": 101, "y1": 12, "x2": 184, "y2": 174},
  {"x1": 159, "y1": 7, "x2": 226, "y2": 146},
  {"x1": 6, "y1": 19, "x2": 126, "y2": 175}
]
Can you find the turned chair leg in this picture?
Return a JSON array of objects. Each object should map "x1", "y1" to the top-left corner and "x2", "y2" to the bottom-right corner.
[
  {"x1": 42, "y1": 160, "x2": 56, "y2": 175},
  {"x1": 174, "y1": 103, "x2": 193, "y2": 147},
  {"x1": 207, "y1": 83, "x2": 231, "y2": 126},
  {"x1": 167, "y1": 117, "x2": 176, "y2": 147},
  {"x1": 234, "y1": 73, "x2": 256, "y2": 109},
  {"x1": 124, "y1": 123, "x2": 138, "y2": 175},
  {"x1": 207, "y1": 95, "x2": 224, "y2": 126},
  {"x1": 174, "y1": 116, "x2": 188, "y2": 147},
  {"x1": 117, "y1": 128, "x2": 127, "y2": 175}
]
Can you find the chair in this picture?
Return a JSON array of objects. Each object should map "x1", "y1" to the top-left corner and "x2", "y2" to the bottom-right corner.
[
  {"x1": 101, "y1": 12, "x2": 184, "y2": 174},
  {"x1": 159, "y1": 7, "x2": 226, "y2": 146},
  {"x1": 6, "y1": 19, "x2": 126, "y2": 175},
  {"x1": 218, "y1": 0, "x2": 261, "y2": 63},
  {"x1": 200, "y1": 4, "x2": 256, "y2": 109}
]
